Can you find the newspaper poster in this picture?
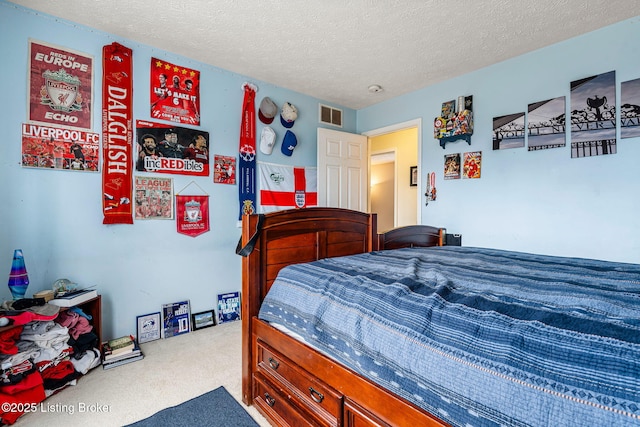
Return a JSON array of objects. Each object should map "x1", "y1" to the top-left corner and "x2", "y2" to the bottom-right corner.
[
  {"x1": 213, "y1": 155, "x2": 236, "y2": 184},
  {"x1": 136, "y1": 120, "x2": 210, "y2": 176},
  {"x1": 21, "y1": 123, "x2": 100, "y2": 171},
  {"x1": 28, "y1": 40, "x2": 93, "y2": 131},
  {"x1": 150, "y1": 58, "x2": 200, "y2": 126},
  {"x1": 135, "y1": 176, "x2": 173, "y2": 220}
]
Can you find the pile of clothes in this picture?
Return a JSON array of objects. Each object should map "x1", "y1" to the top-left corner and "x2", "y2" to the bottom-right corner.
[{"x1": 0, "y1": 298, "x2": 101, "y2": 424}]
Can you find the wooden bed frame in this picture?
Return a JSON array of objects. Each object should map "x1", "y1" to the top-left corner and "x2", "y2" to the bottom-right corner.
[{"x1": 240, "y1": 208, "x2": 447, "y2": 427}]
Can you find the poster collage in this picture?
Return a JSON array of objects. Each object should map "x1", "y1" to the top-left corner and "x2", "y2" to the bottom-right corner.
[
  {"x1": 21, "y1": 39, "x2": 240, "y2": 236},
  {"x1": 436, "y1": 97, "x2": 482, "y2": 180},
  {"x1": 492, "y1": 70, "x2": 640, "y2": 157},
  {"x1": 442, "y1": 70, "x2": 640, "y2": 180},
  {"x1": 23, "y1": 41, "x2": 640, "y2": 209}
]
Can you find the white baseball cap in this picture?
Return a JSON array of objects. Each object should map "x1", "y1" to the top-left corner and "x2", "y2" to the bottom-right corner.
[
  {"x1": 280, "y1": 102, "x2": 298, "y2": 128},
  {"x1": 260, "y1": 126, "x2": 276, "y2": 155}
]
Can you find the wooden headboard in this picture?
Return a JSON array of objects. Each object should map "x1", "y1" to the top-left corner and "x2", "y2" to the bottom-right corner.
[{"x1": 378, "y1": 224, "x2": 445, "y2": 249}]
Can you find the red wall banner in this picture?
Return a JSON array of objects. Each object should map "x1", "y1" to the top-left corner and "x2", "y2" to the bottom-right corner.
[
  {"x1": 102, "y1": 42, "x2": 134, "y2": 224},
  {"x1": 176, "y1": 195, "x2": 210, "y2": 237}
]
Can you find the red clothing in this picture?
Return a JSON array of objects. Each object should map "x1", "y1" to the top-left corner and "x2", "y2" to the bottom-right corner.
[
  {"x1": 0, "y1": 372, "x2": 45, "y2": 425},
  {"x1": 0, "y1": 327, "x2": 23, "y2": 355},
  {"x1": 183, "y1": 146, "x2": 208, "y2": 164}
]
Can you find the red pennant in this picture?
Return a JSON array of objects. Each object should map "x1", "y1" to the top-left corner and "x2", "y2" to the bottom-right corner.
[{"x1": 176, "y1": 195, "x2": 210, "y2": 237}]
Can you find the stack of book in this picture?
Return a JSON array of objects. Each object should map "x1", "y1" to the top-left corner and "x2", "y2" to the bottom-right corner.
[
  {"x1": 49, "y1": 289, "x2": 98, "y2": 307},
  {"x1": 102, "y1": 335, "x2": 144, "y2": 370}
]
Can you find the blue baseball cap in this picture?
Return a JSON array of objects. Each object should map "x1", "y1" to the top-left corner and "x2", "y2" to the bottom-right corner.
[{"x1": 281, "y1": 130, "x2": 297, "y2": 156}]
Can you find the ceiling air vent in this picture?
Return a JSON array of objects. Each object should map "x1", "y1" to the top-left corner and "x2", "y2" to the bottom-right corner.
[{"x1": 319, "y1": 104, "x2": 343, "y2": 128}]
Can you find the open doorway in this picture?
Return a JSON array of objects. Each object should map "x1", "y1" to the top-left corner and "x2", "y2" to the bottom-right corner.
[
  {"x1": 365, "y1": 119, "x2": 421, "y2": 228},
  {"x1": 370, "y1": 151, "x2": 396, "y2": 232}
]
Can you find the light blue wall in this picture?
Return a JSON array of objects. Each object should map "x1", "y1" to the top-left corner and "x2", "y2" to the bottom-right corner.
[
  {"x1": 358, "y1": 16, "x2": 640, "y2": 264},
  {"x1": 3, "y1": 1, "x2": 639, "y2": 340},
  {"x1": 0, "y1": 1, "x2": 355, "y2": 339}
]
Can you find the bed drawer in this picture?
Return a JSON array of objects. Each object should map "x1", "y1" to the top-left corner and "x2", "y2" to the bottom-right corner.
[
  {"x1": 257, "y1": 340, "x2": 342, "y2": 426},
  {"x1": 254, "y1": 373, "x2": 318, "y2": 427}
]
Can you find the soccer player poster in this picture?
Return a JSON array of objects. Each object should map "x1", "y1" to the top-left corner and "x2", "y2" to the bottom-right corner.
[
  {"x1": 150, "y1": 57, "x2": 200, "y2": 126},
  {"x1": 136, "y1": 120, "x2": 210, "y2": 176}
]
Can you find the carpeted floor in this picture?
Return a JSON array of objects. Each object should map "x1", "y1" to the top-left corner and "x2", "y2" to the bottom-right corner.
[
  {"x1": 125, "y1": 386, "x2": 259, "y2": 427},
  {"x1": 14, "y1": 321, "x2": 270, "y2": 427}
]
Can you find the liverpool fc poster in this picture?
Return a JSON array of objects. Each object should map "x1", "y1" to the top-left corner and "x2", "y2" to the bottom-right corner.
[
  {"x1": 150, "y1": 58, "x2": 200, "y2": 126},
  {"x1": 21, "y1": 123, "x2": 99, "y2": 171},
  {"x1": 28, "y1": 40, "x2": 93, "y2": 131},
  {"x1": 136, "y1": 120, "x2": 209, "y2": 176}
]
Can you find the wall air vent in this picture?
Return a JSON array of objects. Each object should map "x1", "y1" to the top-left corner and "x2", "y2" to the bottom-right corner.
[{"x1": 319, "y1": 104, "x2": 343, "y2": 128}]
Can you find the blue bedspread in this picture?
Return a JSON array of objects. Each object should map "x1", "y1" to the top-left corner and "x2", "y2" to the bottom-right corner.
[{"x1": 258, "y1": 246, "x2": 640, "y2": 427}]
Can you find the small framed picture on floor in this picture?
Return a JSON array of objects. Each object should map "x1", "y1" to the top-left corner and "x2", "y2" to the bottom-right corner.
[
  {"x1": 136, "y1": 312, "x2": 161, "y2": 344},
  {"x1": 192, "y1": 310, "x2": 216, "y2": 330}
]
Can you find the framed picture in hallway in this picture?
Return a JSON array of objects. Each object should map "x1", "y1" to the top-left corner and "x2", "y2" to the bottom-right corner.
[{"x1": 410, "y1": 166, "x2": 418, "y2": 186}]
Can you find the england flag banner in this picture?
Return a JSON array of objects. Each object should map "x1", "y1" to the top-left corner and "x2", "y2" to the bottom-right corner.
[{"x1": 258, "y1": 162, "x2": 317, "y2": 213}]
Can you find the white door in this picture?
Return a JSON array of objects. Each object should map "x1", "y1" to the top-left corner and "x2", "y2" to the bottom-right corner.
[{"x1": 317, "y1": 128, "x2": 368, "y2": 211}]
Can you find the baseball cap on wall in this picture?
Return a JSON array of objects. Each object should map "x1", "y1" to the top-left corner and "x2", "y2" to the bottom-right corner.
[
  {"x1": 258, "y1": 97, "x2": 277, "y2": 124},
  {"x1": 281, "y1": 130, "x2": 297, "y2": 156},
  {"x1": 280, "y1": 102, "x2": 298, "y2": 128},
  {"x1": 260, "y1": 126, "x2": 276, "y2": 155}
]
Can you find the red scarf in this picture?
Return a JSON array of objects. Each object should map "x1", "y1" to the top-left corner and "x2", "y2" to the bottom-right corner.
[{"x1": 101, "y1": 43, "x2": 133, "y2": 224}]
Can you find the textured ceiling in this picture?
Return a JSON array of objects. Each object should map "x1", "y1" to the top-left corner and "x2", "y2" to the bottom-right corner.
[{"x1": 9, "y1": 0, "x2": 640, "y2": 110}]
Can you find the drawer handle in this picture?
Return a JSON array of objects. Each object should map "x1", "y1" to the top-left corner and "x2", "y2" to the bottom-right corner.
[
  {"x1": 264, "y1": 392, "x2": 276, "y2": 407},
  {"x1": 309, "y1": 387, "x2": 324, "y2": 403},
  {"x1": 268, "y1": 357, "x2": 280, "y2": 370}
]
